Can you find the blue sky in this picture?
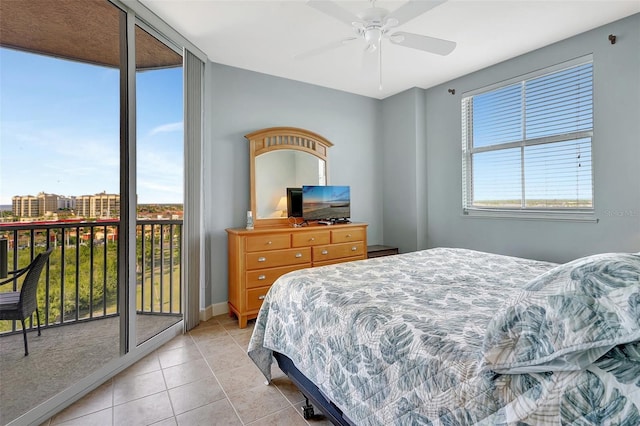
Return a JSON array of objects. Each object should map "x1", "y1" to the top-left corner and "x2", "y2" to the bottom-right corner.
[{"x1": 0, "y1": 47, "x2": 183, "y2": 205}]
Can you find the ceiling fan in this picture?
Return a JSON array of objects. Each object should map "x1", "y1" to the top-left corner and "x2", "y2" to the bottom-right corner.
[{"x1": 298, "y1": 0, "x2": 456, "y2": 89}]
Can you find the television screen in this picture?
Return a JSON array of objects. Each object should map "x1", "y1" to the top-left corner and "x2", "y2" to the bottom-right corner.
[
  {"x1": 302, "y1": 185, "x2": 350, "y2": 221},
  {"x1": 286, "y1": 187, "x2": 303, "y2": 218}
]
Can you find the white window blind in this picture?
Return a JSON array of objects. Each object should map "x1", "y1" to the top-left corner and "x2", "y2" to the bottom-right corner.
[{"x1": 462, "y1": 59, "x2": 594, "y2": 214}]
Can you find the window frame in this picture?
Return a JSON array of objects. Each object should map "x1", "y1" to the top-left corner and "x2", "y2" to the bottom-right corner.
[{"x1": 461, "y1": 55, "x2": 596, "y2": 221}]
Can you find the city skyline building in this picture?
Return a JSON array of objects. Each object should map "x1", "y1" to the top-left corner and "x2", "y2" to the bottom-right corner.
[
  {"x1": 12, "y1": 191, "x2": 120, "y2": 219},
  {"x1": 76, "y1": 192, "x2": 120, "y2": 218},
  {"x1": 11, "y1": 194, "x2": 39, "y2": 218},
  {"x1": 6, "y1": 192, "x2": 183, "y2": 223}
]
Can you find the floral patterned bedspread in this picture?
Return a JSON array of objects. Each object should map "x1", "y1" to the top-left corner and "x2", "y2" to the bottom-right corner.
[{"x1": 247, "y1": 248, "x2": 640, "y2": 425}]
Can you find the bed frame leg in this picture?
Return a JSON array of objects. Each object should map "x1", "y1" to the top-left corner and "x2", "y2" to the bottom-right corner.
[{"x1": 302, "y1": 396, "x2": 315, "y2": 420}]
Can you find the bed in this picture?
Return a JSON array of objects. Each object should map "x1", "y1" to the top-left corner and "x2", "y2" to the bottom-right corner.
[{"x1": 247, "y1": 247, "x2": 640, "y2": 425}]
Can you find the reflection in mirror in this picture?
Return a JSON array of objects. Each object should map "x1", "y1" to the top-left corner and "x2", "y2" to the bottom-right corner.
[{"x1": 256, "y1": 150, "x2": 326, "y2": 219}]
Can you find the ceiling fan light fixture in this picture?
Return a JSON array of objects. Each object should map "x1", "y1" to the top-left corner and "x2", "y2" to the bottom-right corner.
[{"x1": 364, "y1": 27, "x2": 382, "y2": 44}]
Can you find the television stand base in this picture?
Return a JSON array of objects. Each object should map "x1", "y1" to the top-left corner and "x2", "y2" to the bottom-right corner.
[{"x1": 315, "y1": 219, "x2": 351, "y2": 225}]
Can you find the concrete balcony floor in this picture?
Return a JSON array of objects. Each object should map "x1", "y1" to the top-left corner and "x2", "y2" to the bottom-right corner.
[{"x1": 0, "y1": 314, "x2": 181, "y2": 425}]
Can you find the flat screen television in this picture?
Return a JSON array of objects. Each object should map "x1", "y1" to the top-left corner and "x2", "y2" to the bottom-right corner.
[
  {"x1": 286, "y1": 187, "x2": 303, "y2": 218},
  {"x1": 302, "y1": 185, "x2": 351, "y2": 222}
]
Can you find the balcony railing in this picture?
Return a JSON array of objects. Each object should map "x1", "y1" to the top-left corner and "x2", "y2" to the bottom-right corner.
[{"x1": 0, "y1": 219, "x2": 182, "y2": 335}]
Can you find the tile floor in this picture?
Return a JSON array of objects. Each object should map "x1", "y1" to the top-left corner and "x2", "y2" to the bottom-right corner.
[{"x1": 41, "y1": 314, "x2": 331, "y2": 426}]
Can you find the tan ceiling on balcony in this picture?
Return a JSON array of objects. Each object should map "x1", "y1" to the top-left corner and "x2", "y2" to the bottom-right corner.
[{"x1": 0, "y1": 0, "x2": 182, "y2": 70}]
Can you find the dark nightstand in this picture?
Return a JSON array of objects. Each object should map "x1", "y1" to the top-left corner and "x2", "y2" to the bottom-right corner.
[{"x1": 367, "y1": 245, "x2": 399, "y2": 259}]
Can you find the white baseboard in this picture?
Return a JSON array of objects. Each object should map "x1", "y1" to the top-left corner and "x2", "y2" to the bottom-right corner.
[{"x1": 200, "y1": 301, "x2": 228, "y2": 322}]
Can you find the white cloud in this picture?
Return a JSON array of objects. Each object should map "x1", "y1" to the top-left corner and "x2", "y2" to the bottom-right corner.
[{"x1": 149, "y1": 122, "x2": 183, "y2": 136}]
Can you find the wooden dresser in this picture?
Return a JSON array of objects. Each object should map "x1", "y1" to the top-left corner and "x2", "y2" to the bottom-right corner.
[{"x1": 226, "y1": 223, "x2": 367, "y2": 328}]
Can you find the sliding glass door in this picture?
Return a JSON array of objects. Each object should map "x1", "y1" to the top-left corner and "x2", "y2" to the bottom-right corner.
[
  {"x1": 134, "y1": 23, "x2": 184, "y2": 345},
  {"x1": 0, "y1": 1, "x2": 124, "y2": 422},
  {"x1": 0, "y1": 0, "x2": 193, "y2": 421}
]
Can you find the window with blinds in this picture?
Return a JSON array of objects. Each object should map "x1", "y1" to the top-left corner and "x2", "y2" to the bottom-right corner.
[{"x1": 462, "y1": 57, "x2": 594, "y2": 215}]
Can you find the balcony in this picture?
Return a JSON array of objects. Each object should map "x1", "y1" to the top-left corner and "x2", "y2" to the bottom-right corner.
[{"x1": 0, "y1": 219, "x2": 183, "y2": 425}]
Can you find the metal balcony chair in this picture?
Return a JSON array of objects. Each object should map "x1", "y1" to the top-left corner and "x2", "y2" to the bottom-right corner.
[{"x1": 0, "y1": 247, "x2": 53, "y2": 356}]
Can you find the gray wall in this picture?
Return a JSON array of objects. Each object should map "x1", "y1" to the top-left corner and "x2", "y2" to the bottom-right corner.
[
  {"x1": 425, "y1": 13, "x2": 640, "y2": 263},
  {"x1": 202, "y1": 13, "x2": 640, "y2": 308},
  {"x1": 203, "y1": 64, "x2": 383, "y2": 306},
  {"x1": 381, "y1": 88, "x2": 429, "y2": 253}
]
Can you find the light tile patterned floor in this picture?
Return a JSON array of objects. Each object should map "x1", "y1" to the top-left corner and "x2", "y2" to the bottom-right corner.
[{"x1": 41, "y1": 314, "x2": 332, "y2": 426}]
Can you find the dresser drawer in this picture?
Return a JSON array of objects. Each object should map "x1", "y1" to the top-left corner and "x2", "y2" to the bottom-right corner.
[
  {"x1": 246, "y1": 234, "x2": 290, "y2": 252},
  {"x1": 314, "y1": 255, "x2": 363, "y2": 267},
  {"x1": 246, "y1": 247, "x2": 311, "y2": 270},
  {"x1": 331, "y1": 228, "x2": 365, "y2": 244},
  {"x1": 292, "y1": 230, "x2": 330, "y2": 247},
  {"x1": 313, "y1": 242, "x2": 365, "y2": 262},
  {"x1": 246, "y1": 265, "x2": 301, "y2": 289},
  {"x1": 247, "y1": 287, "x2": 270, "y2": 311}
]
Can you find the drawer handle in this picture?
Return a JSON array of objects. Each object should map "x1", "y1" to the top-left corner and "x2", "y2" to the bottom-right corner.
[
  {"x1": 258, "y1": 275, "x2": 266, "y2": 280},
  {"x1": 309, "y1": 237, "x2": 315, "y2": 241},
  {"x1": 321, "y1": 250, "x2": 328, "y2": 255},
  {"x1": 258, "y1": 295, "x2": 266, "y2": 300},
  {"x1": 351, "y1": 246, "x2": 357, "y2": 251},
  {"x1": 295, "y1": 253, "x2": 303, "y2": 258},
  {"x1": 346, "y1": 234, "x2": 352, "y2": 238},
  {"x1": 258, "y1": 257, "x2": 266, "y2": 262},
  {"x1": 267, "y1": 241, "x2": 272, "y2": 245}
]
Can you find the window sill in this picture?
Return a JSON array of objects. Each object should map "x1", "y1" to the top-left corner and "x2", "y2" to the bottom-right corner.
[{"x1": 462, "y1": 209, "x2": 598, "y2": 223}]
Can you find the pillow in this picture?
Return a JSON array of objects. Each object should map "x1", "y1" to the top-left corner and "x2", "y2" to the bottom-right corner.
[{"x1": 483, "y1": 252, "x2": 640, "y2": 374}]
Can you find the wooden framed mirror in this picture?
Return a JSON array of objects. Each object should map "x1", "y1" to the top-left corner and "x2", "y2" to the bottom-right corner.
[{"x1": 246, "y1": 127, "x2": 333, "y2": 228}]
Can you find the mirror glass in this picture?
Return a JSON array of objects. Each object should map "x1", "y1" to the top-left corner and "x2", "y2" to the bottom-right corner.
[{"x1": 255, "y1": 150, "x2": 326, "y2": 219}]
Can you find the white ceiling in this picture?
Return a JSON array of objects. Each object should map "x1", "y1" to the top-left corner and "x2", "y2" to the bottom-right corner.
[{"x1": 140, "y1": 0, "x2": 640, "y2": 99}]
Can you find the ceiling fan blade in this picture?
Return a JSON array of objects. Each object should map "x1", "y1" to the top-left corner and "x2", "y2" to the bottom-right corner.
[
  {"x1": 295, "y1": 37, "x2": 358, "y2": 60},
  {"x1": 306, "y1": 0, "x2": 360, "y2": 27},
  {"x1": 390, "y1": 31, "x2": 456, "y2": 56},
  {"x1": 385, "y1": 0, "x2": 446, "y2": 26}
]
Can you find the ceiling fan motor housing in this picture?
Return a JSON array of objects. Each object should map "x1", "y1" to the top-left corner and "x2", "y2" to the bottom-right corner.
[
  {"x1": 355, "y1": 7, "x2": 392, "y2": 50},
  {"x1": 356, "y1": 7, "x2": 389, "y2": 27}
]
